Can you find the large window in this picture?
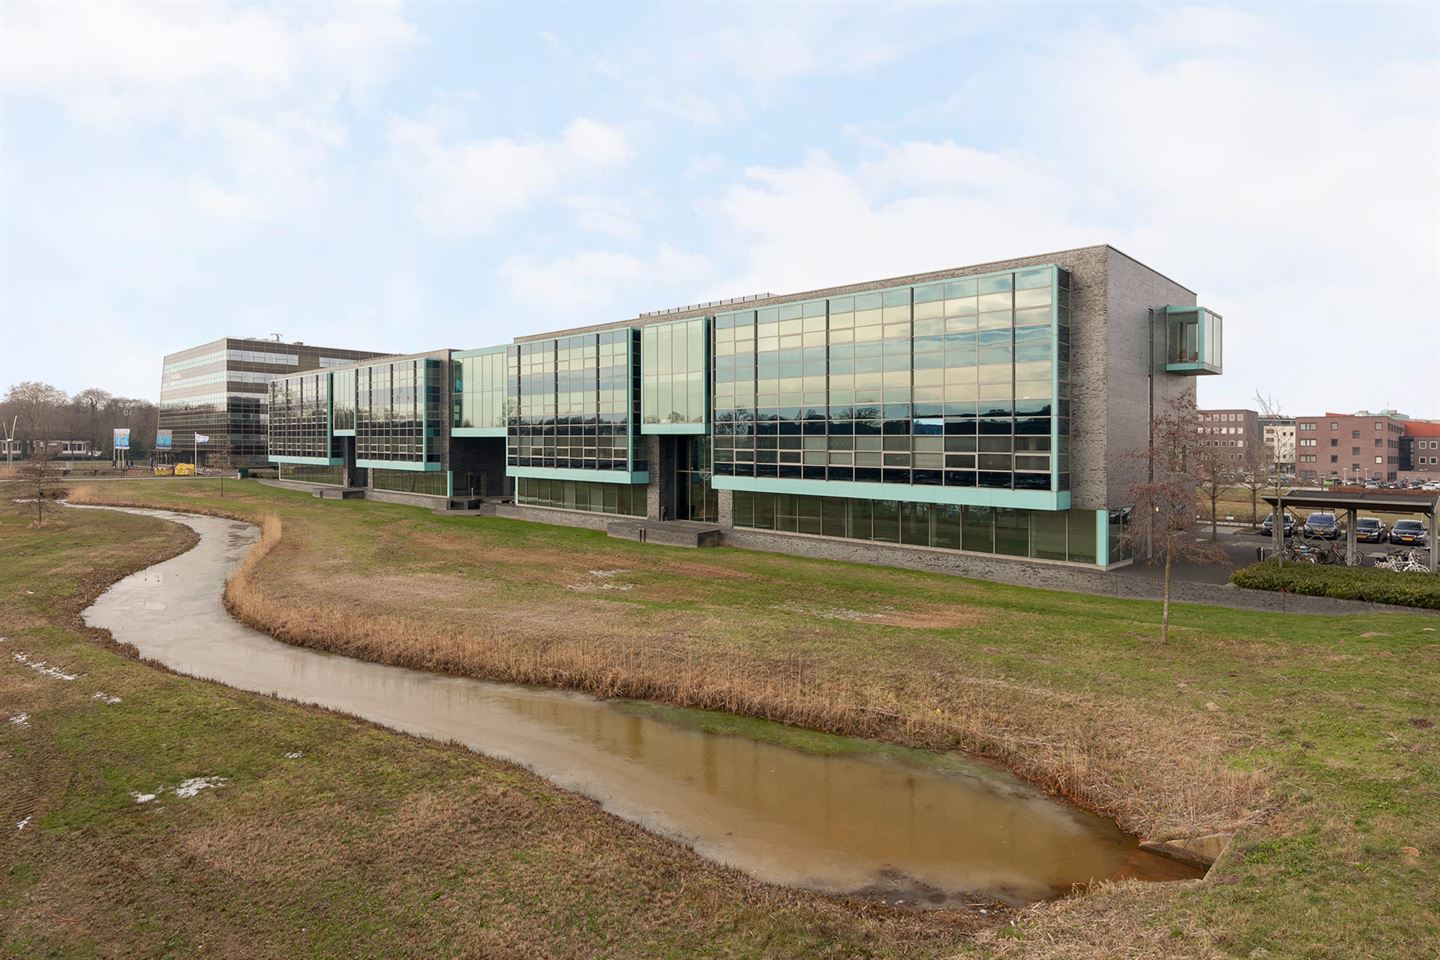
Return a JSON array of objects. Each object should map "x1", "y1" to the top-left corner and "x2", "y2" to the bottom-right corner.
[
  {"x1": 268, "y1": 372, "x2": 331, "y2": 459},
  {"x1": 371, "y1": 468, "x2": 447, "y2": 496},
  {"x1": 516, "y1": 477, "x2": 646, "y2": 516},
  {"x1": 712, "y1": 266, "x2": 1069, "y2": 495},
  {"x1": 641, "y1": 316, "x2": 707, "y2": 430},
  {"x1": 732, "y1": 491, "x2": 1100, "y2": 564},
  {"x1": 333, "y1": 367, "x2": 356, "y2": 432},
  {"x1": 453, "y1": 349, "x2": 509, "y2": 431},
  {"x1": 507, "y1": 330, "x2": 644, "y2": 474},
  {"x1": 355, "y1": 358, "x2": 442, "y2": 464}
]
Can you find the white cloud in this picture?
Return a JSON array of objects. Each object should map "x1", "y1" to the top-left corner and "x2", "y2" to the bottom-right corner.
[
  {"x1": 499, "y1": 245, "x2": 712, "y2": 316},
  {"x1": 562, "y1": 195, "x2": 641, "y2": 239},
  {"x1": 697, "y1": 7, "x2": 1438, "y2": 413},
  {"x1": 0, "y1": 0, "x2": 417, "y2": 125},
  {"x1": 389, "y1": 114, "x2": 635, "y2": 236}
]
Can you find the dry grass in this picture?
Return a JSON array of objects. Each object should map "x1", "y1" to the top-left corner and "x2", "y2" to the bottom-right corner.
[{"x1": 201, "y1": 507, "x2": 1267, "y2": 843}]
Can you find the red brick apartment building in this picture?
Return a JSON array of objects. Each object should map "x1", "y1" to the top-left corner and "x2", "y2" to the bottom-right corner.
[
  {"x1": 1401, "y1": 420, "x2": 1440, "y2": 480},
  {"x1": 1197, "y1": 408, "x2": 1261, "y2": 466},
  {"x1": 1295, "y1": 412, "x2": 1406, "y2": 482}
]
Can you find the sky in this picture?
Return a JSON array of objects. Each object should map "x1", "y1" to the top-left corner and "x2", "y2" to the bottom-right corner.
[{"x1": 1, "y1": 0, "x2": 1437, "y2": 418}]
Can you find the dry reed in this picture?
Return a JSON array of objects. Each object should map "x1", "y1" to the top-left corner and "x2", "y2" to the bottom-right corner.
[{"x1": 219, "y1": 512, "x2": 1267, "y2": 842}]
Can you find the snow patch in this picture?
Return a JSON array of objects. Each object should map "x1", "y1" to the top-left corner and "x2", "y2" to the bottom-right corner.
[
  {"x1": 7, "y1": 713, "x2": 29, "y2": 727},
  {"x1": 174, "y1": 776, "x2": 229, "y2": 798},
  {"x1": 282, "y1": 751, "x2": 303, "y2": 759},
  {"x1": 131, "y1": 791, "x2": 157, "y2": 804},
  {"x1": 16, "y1": 816, "x2": 31, "y2": 831},
  {"x1": 92, "y1": 692, "x2": 122, "y2": 705},
  {"x1": 11, "y1": 651, "x2": 79, "y2": 681}
]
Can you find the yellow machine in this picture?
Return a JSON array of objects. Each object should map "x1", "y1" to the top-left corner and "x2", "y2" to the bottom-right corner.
[
  {"x1": 153, "y1": 465, "x2": 175, "y2": 476},
  {"x1": 173, "y1": 463, "x2": 196, "y2": 476}
]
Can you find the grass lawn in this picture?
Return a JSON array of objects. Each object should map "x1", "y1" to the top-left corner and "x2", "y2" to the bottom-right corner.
[{"x1": 10, "y1": 478, "x2": 1440, "y2": 958}]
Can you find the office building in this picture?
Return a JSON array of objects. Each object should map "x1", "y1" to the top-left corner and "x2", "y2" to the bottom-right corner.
[
  {"x1": 268, "y1": 245, "x2": 1223, "y2": 569},
  {"x1": 159, "y1": 337, "x2": 388, "y2": 469},
  {"x1": 1197, "y1": 408, "x2": 1261, "y2": 469},
  {"x1": 1294, "y1": 411, "x2": 1405, "y2": 483}
]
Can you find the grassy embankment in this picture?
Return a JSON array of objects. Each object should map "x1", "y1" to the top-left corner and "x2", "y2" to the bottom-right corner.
[
  {"x1": 16, "y1": 478, "x2": 1440, "y2": 958},
  {"x1": 0, "y1": 487, "x2": 977, "y2": 958}
]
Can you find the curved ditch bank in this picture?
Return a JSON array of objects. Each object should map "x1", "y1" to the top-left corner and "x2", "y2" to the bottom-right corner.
[{"x1": 76, "y1": 503, "x2": 1205, "y2": 908}]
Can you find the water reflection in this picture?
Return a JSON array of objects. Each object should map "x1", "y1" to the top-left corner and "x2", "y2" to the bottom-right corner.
[{"x1": 80, "y1": 505, "x2": 1201, "y2": 907}]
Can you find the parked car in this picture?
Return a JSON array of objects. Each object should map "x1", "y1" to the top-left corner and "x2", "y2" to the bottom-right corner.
[
  {"x1": 1259, "y1": 512, "x2": 1297, "y2": 537},
  {"x1": 1354, "y1": 517, "x2": 1387, "y2": 543},
  {"x1": 1389, "y1": 520, "x2": 1429, "y2": 545},
  {"x1": 1304, "y1": 512, "x2": 1343, "y2": 539}
]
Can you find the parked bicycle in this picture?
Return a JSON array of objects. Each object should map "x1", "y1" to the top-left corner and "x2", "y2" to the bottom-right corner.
[{"x1": 1374, "y1": 549, "x2": 1431, "y2": 573}]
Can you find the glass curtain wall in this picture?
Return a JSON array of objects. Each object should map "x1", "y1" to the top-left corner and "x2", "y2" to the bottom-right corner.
[
  {"x1": 267, "y1": 372, "x2": 331, "y2": 459},
  {"x1": 507, "y1": 330, "x2": 641, "y2": 473},
  {"x1": 641, "y1": 317, "x2": 706, "y2": 427},
  {"x1": 355, "y1": 358, "x2": 440, "y2": 464},
  {"x1": 516, "y1": 477, "x2": 646, "y2": 516},
  {"x1": 732, "y1": 491, "x2": 1098, "y2": 563},
  {"x1": 712, "y1": 266, "x2": 1068, "y2": 493},
  {"x1": 333, "y1": 368, "x2": 356, "y2": 432},
  {"x1": 453, "y1": 350, "x2": 509, "y2": 430}
]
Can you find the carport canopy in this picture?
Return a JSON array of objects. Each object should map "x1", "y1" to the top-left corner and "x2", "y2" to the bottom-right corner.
[{"x1": 1261, "y1": 489, "x2": 1440, "y2": 571}]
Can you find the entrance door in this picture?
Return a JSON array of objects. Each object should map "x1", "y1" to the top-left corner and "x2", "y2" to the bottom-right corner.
[{"x1": 671, "y1": 436, "x2": 692, "y2": 521}]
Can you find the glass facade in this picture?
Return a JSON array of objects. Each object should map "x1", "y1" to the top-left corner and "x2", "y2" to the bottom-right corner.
[
  {"x1": 371, "y1": 468, "x2": 448, "y2": 496},
  {"x1": 453, "y1": 348, "x2": 509, "y2": 432},
  {"x1": 333, "y1": 367, "x2": 357, "y2": 433},
  {"x1": 507, "y1": 330, "x2": 645, "y2": 475},
  {"x1": 516, "y1": 477, "x2": 646, "y2": 516},
  {"x1": 356, "y1": 358, "x2": 443, "y2": 465},
  {"x1": 278, "y1": 463, "x2": 344, "y2": 485},
  {"x1": 712, "y1": 266, "x2": 1070, "y2": 498},
  {"x1": 641, "y1": 316, "x2": 707, "y2": 431},
  {"x1": 677, "y1": 438, "x2": 719, "y2": 522},
  {"x1": 732, "y1": 491, "x2": 1099, "y2": 564},
  {"x1": 268, "y1": 372, "x2": 332, "y2": 460}
]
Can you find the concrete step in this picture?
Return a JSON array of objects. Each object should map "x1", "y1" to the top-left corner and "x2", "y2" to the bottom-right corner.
[
  {"x1": 606, "y1": 519, "x2": 724, "y2": 548},
  {"x1": 314, "y1": 487, "x2": 365, "y2": 500}
]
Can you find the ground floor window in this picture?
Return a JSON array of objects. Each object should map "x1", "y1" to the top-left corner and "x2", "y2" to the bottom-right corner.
[
  {"x1": 278, "y1": 463, "x2": 343, "y2": 485},
  {"x1": 731, "y1": 491, "x2": 1103, "y2": 564},
  {"x1": 371, "y1": 469, "x2": 448, "y2": 496},
  {"x1": 516, "y1": 477, "x2": 646, "y2": 516}
]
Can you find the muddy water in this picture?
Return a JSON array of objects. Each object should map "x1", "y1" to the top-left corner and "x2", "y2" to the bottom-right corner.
[{"x1": 80, "y1": 505, "x2": 1201, "y2": 907}]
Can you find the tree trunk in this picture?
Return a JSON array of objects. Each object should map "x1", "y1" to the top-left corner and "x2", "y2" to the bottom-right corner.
[{"x1": 1161, "y1": 542, "x2": 1173, "y2": 644}]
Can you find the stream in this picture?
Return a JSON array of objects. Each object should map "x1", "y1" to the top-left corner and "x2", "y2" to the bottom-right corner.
[{"x1": 79, "y1": 504, "x2": 1201, "y2": 907}]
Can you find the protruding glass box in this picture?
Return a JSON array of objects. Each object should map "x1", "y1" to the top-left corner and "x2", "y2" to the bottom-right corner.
[{"x1": 1164, "y1": 306, "x2": 1223, "y2": 375}]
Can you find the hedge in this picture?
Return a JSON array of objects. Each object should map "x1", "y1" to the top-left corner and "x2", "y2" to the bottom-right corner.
[{"x1": 1231, "y1": 561, "x2": 1440, "y2": 609}]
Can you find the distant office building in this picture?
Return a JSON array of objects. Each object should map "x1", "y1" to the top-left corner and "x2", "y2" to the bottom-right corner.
[
  {"x1": 1259, "y1": 417, "x2": 1295, "y2": 473},
  {"x1": 268, "y1": 245, "x2": 1225, "y2": 571},
  {"x1": 1294, "y1": 411, "x2": 1406, "y2": 483},
  {"x1": 159, "y1": 337, "x2": 388, "y2": 469},
  {"x1": 1196, "y1": 408, "x2": 1261, "y2": 469}
]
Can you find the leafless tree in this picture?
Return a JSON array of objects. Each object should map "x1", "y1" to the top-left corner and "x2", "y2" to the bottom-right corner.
[
  {"x1": 1236, "y1": 446, "x2": 1270, "y2": 526},
  {"x1": 1252, "y1": 390, "x2": 1286, "y2": 419},
  {"x1": 1197, "y1": 445, "x2": 1240, "y2": 541},
  {"x1": 1125, "y1": 397, "x2": 1231, "y2": 643},
  {"x1": 22, "y1": 441, "x2": 56, "y2": 525}
]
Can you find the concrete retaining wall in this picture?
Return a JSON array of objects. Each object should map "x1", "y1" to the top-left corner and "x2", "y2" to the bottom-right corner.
[{"x1": 366, "y1": 489, "x2": 448, "y2": 510}]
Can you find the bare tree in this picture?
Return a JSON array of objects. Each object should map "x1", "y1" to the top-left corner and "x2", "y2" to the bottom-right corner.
[
  {"x1": 1252, "y1": 390, "x2": 1286, "y2": 419},
  {"x1": 1197, "y1": 445, "x2": 1239, "y2": 541},
  {"x1": 1236, "y1": 445, "x2": 1269, "y2": 526},
  {"x1": 22, "y1": 441, "x2": 56, "y2": 525},
  {"x1": 1125, "y1": 398, "x2": 1230, "y2": 643}
]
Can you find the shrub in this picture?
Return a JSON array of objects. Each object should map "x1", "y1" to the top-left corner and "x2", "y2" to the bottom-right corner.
[{"x1": 1231, "y1": 561, "x2": 1440, "y2": 609}]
